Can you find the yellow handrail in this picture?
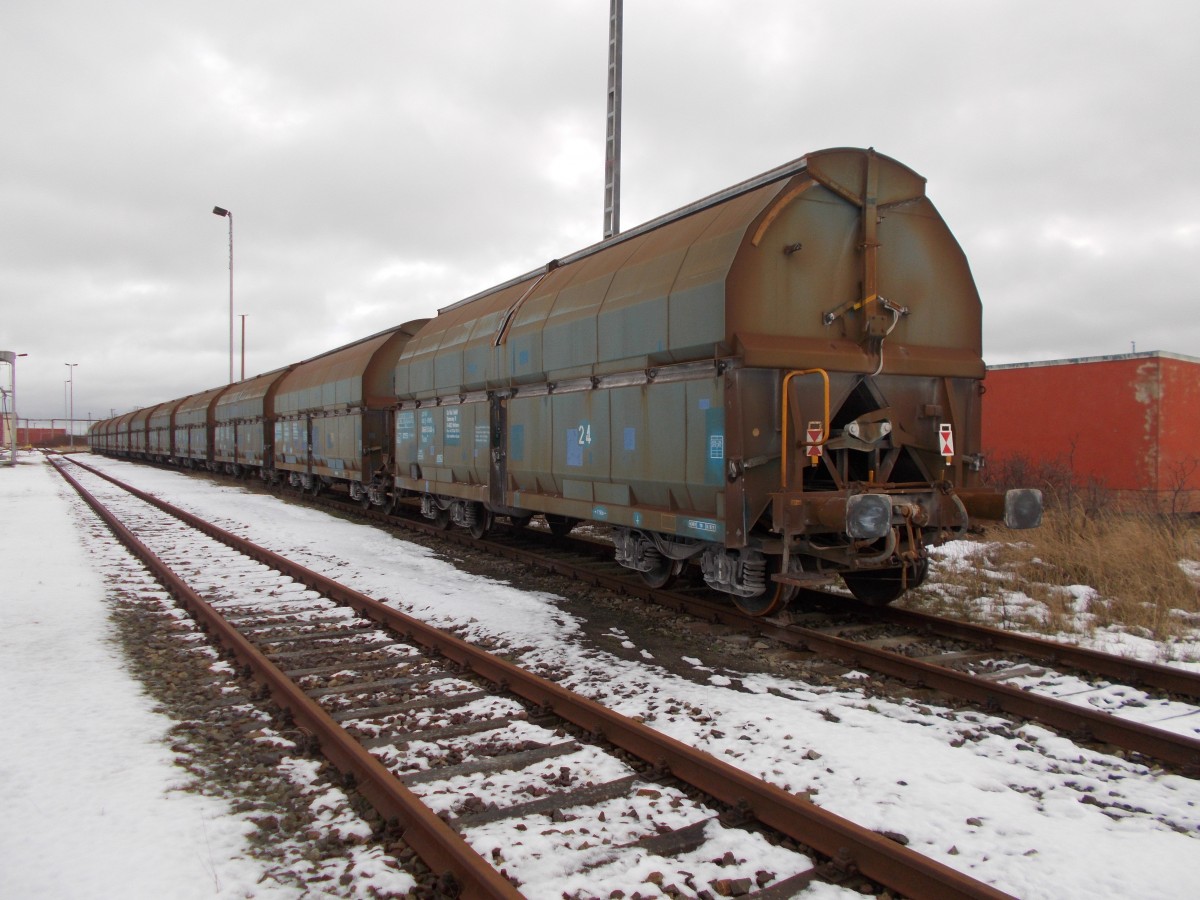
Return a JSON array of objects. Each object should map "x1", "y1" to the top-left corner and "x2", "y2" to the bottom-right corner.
[{"x1": 780, "y1": 368, "x2": 829, "y2": 489}]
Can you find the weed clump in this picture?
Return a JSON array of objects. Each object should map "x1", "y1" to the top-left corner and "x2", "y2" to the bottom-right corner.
[{"x1": 900, "y1": 453, "x2": 1200, "y2": 651}]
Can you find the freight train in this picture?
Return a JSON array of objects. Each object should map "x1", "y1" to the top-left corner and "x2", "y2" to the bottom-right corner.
[{"x1": 91, "y1": 148, "x2": 1042, "y2": 615}]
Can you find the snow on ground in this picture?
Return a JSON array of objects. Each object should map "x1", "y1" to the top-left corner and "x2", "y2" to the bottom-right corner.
[
  {"x1": 4, "y1": 452, "x2": 1200, "y2": 898},
  {"x1": 0, "y1": 454, "x2": 300, "y2": 899},
  {"x1": 922, "y1": 539, "x2": 1200, "y2": 671}
]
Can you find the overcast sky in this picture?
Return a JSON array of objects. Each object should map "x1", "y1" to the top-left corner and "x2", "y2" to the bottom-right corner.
[{"x1": 3, "y1": 1, "x2": 1197, "y2": 424}]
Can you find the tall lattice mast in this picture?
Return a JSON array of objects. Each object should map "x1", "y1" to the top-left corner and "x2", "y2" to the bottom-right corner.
[{"x1": 603, "y1": 0, "x2": 623, "y2": 239}]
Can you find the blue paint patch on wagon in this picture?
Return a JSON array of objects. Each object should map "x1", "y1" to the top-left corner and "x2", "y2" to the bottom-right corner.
[{"x1": 566, "y1": 427, "x2": 584, "y2": 467}]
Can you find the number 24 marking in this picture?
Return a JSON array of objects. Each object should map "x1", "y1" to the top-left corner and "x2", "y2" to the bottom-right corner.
[{"x1": 577, "y1": 423, "x2": 592, "y2": 445}]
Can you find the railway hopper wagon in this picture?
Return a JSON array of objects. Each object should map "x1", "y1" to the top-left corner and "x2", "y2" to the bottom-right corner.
[
  {"x1": 111, "y1": 410, "x2": 138, "y2": 458},
  {"x1": 174, "y1": 385, "x2": 230, "y2": 469},
  {"x1": 394, "y1": 147, "x2": 1041, "y2": 612},
  {"x1": 128, "y1": 404, "x2": 160, "y2": 459},
  {"x1": 147, "y1": 397, "x2": 186, "y2": 462},
  {"x1": 87, "y1": 419, "x2": 112, "y2": 453},
  {"x1": 88, "y1": 147, "x2": 1040, "y2": 612},
  {"x1": 214, "y1": 367, "x2": 291, "y2": 478},
  {"x1": 272, "y1": 321, "x2": 427, "y2": 502}
]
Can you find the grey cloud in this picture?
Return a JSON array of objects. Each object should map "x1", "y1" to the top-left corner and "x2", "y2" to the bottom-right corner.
[{"x1": 3, "y1": 0, "x2": 1198, "y2": 424}]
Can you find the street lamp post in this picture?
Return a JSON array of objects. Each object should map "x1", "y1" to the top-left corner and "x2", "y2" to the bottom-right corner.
[
  {"x1": 212, "y1": 205, "x2": 233, "y2": 384},
  {"x1": 239, "y1": 313, "x2": 248, "y2": 380},
  {"x1": 66, "y1": 363, "x2": 78, "y2": 448},
  {"x1": 2, "y1": 351, "x2": 28, "y2": 466}
]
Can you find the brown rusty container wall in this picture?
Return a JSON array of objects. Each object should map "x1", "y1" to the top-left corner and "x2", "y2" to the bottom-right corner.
[
  {"x1": 274, "y1": 321, "x2": 425, "y2": 484},
  {"x1": 726, "y1": 151, "x2": 983, "y2": 378},
  {"x1": 214, "y1": 367, "x2": 291, "y2": 468},
  {"x1": 129, "y1": 405, "x2": 159, "y2": 456},
  {"x1": 98, "y1": 417, "x2": 115, "y2": 453},
  {"x1": 396, "y1": 297, "x2": 513, "y2": 399},
  {"x1": 88, "y1": 420, "x2": 107, "y2": 452},
  {"x1": 148, "y1": 397, "x2": 186, "y2": 460},
  {"x1": 114, "y1": 411, "x2": 138, "y2": 455},
  {"x1": 174, "y1": 386, "x2": 230, "y2": 465}
]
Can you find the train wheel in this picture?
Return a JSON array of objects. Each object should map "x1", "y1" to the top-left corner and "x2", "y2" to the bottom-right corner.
[
  {"x1": 641, "y1": 556, "x2": 683, "y2": 590},
  {"x1": 545, "y1": 515, "x2": 578, "y2": 537},
  {"x1": 468, "y1": 507, "x2": 493, "y2": 540},
  {"x1": 732, "y1": 556, "x2": 797, "y2": 617},
  {"x1": 732, "y1": 582, "x2": 795, "y2": 617},
  {"x1": 841, "y1": 557, "x2": 929, "y2": 606}
]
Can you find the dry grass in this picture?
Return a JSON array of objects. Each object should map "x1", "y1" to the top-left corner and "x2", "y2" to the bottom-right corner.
[
  {"x1": 901, "y1": 452, "x2": 1200, "y2": 654},
  {"x1": 1033, "y1": 510, "x2": 1200, "y2": 634},
  {"x1": 902, "y1": 509, "x2": 1200, "y2": 647}
]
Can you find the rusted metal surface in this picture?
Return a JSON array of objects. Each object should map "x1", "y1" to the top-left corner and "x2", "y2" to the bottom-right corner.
[
  {"x1": 112, "y1": 410, "x2": 138, "y2": 456},
  {"x1": 214, "y1": 367, "x2": 290, "y2": 468},
  {"x1": 273, "y1": 322, "x2": 424, "y2": 485},
  {"x1": 147, "y1": 396, "x2": 186, "y2": 460},
  {"x1": 781, "y1": 616, "x2": 1200, "y2": 770},
  {"x1": 87, "y1": 419, "x2": 111, "y2": 453},
  {"x1": 173, "y1": 386, "x2": 231, "y2": 465},
  {"x1": 274, "y1": 320, "x2": 427, "y2": 415},
  {"x1": 878, "y1": 604, "x2": 1200, "y2": 702},
  {"x1": 66, "y1": 457, "x2": 1012, "y2": 900},
  {"x1": 641, "y1": 582, "x2": 1200, "y2": 769},
  {"x1": 127, "y1": 404, "x2": 159, "y2": 456}
]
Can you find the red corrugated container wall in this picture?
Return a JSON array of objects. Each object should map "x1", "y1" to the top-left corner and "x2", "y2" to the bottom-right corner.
[
  {"x1": 18, "y1": 428, "x2": 70, "y2": 445},
  {"x1": 982, "y1": 352, "x2": 1200, "y2": 512}
]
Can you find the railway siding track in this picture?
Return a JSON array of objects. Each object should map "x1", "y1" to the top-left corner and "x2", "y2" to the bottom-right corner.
[
  {"x1": 295, "y1": 481, "x2": 1200, "y2": 774},
  {"x1": 57, "y1": 456, "x2": 1014, "y2": 900},
  {"x1": 456, "y1": 523, "x2": 1200, "y2": 772}
]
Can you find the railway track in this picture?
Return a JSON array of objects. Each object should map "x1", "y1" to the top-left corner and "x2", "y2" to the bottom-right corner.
[
  {"x1": 56, "y1": 455, "x2": 1017, "y2": 899},
  {"x1": 88, "y1": 453, "x2": 1200, "y2": 774},
  {"x1": 284, "y1": 475, "x2": 1200, "y2": 774}
]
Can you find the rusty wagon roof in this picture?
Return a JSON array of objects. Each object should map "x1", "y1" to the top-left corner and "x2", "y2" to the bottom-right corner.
[{"x1": 274, "y1": 320, "x2": 427, "y2": 415}]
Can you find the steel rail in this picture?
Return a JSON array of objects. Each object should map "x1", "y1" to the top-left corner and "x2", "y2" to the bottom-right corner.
[
  {"x1": 53, "y1": 460, "x2": 523, "y2": 900},
  {"x1": 240, "y1": 476, "x2": 1200, "y2": 770},
  {"x1": 876, "y1": 604, "x2": 1200, "y2": 701},
  {"x1": 64, "y1": 457, "x2": 1015, "y2": 900},
  {"x1": 280, "y1": 483, "x2": 1200, "y2": 770},
  {"x1": 653, "y1": 591, "x2": 1200, "y2": 771},
  {"x1": 781, "y1": 618, "x2": 1200, "y2": 770}
]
